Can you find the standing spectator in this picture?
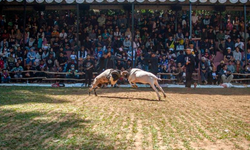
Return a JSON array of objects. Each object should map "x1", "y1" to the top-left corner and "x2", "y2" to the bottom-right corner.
[
  {"x1": 184, "y1": 48, "x2": 196, "y2": 88},
  {"x1": 150, "y1": 53, "x2": 158, "y2": 75},
  {"x1": 83, "y1": 55, "x2": 94, "y2": 87}
]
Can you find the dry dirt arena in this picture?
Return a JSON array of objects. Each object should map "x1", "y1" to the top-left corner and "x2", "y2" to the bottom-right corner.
[{"x1": 0, "y1": 87, "x2": 250, "y2": 150}]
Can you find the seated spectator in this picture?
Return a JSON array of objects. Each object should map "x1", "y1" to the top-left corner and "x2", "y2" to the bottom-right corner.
[
  {"x1": 200, "y1": 38, "x2": 210, "y2": 54},
  {"x1": 216, "y1": 30, "x2": 225, "y2": 42},
  {"x1": 46, "y1": 53, "x2": 55, "y2": 71},
  {"x1": 175, "y1": 29, "x2": 184, "y2": 45},
  {"x1": 246, "y1": 49, "x2": 250, "y2": 63},
  {"x1": 56, "y1": 52, "x2": 68, "y2": 72},
  {"x1": 209, "y1": 39, "x2": 216, "y2": 55},
  {"x1": 225, "y1": 37, "x2": 234, "y2": 52},
  {"x1": 66, "y1": 65, "x2": 79, "y2": 78},
  {"x1": 233, "y1": 47, "x2": 242, "y2": 62},
  {"x1": 1, "y1": 69, "x2": 10, "y2": 83},
  {"x1": 211, "y1": 67, "x2": 218, "y2": 85},
  {"x1": 227, "y1": 60, "x2": 235, "y2": 73},
  {"x1": 116, "y1": 60, "x2": 124, "y2": 70},
  {"x1": 102, "y1": 29, "x2": 109, "y2": 40},
  {"x1": 235, "y1": 38, "x2": 244, "y2": 51},
  {"x1": 59, "y1": 29, "x2": 67, "y2": 41},
  {"x1": 242, "y1": 65, "x2": 250, "y2": 80},
  {"x1": 0, "y1": 57, "x2": 4, "y2": 69},
  {"x1": 218, "y1": 40, "x2": 225, "y2": 54},
  {"x1": 7, "y1": 52, "x2": 16, "y2": 70},
  {"x1": 200, "y1": 57, "x2": 209, "y2": 84},
  {"x1": 10, "y1": 63, "x2": 23, "y2": 78},
  {"x1": 26, "y1": 48, "x2": 36, "y2": 65},
  {"x1": 123, "y1": 36, "x2": 131, "y2": 51},
  {"x1": 15, "y1": 47, "x2": 23, "y2": 61},
  {"x1": 55, "y1": 67, "x2": 65, "y2": 78},
  {"x1": 24, "y1": 65, "x2": 34, "y2": 78},
  {"x1": 70, "y1": 51, "x2": 77, "y2": 63},
  {"x1": 176, "y1": 63, "x2": 184, "y2": 83},
  {"x1": 166, "y1": 36, "x2": 175, "y2": 52},
  {"x1": 219, "y1": 64, "x2": 234, "y2": 83},
  {"x1": 234, "y1": 60, "x2": 243, "y2": 80},
  {"x1": 170, "y1": 65, "x2": 178, "y2": 80},
  {"x1": 224, "y1": 47, "x2": 234, "y2": 63}
]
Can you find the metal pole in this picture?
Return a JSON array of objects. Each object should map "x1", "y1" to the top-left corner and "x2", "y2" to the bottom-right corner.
[
  {"x1": 23, "y1": 0, "x2": 26, "y2": 52},
  {"x1": 76, "y1": 4, "x2": 79, "y2": 70},
  {"x1": 175, "y1": 11, "x2": 178, "y2": 32},
  {"x1": 244, "y1": 4, "x2": 247, "y2": 66},
  {"x1": 189, "y1": 2, "x2": 192, "y2": 39},
  {"x1": 131, "y1": 2, "x2": 135, "y2": 67}
]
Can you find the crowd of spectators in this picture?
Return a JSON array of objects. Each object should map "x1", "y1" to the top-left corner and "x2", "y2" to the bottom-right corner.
[{"x1": 0, "y1": 10, "x2": 250, "y2": 84}]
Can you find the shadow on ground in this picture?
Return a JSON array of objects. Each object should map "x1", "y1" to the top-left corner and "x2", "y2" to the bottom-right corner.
[
  {"x1": 99, "y1": 95, "x2": 164, "y2": 102},
  {"x1": 0, "y1": 87, "x2": 115, "y2": 149}
]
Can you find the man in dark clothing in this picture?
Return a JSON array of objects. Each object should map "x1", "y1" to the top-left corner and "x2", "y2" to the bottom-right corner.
[
  {"x1": 104, "y1": 51, "x2": 116, "y2": 69},
  {"x1": 176, "y1": 50, "x2": 185, "y2": 66},
  {"x1": 116, "y1": 60, "x2": 124, "y2": 70},
  {"x1": 46, "y1": 53, "x2": 55, "y2": 71},
  {"x1": 150, "y1": 53, "x2": 158, "y2": 75},
  {"x1": 83, "y1": 55, "x2": 94, "y2": 87},
  {"x1": 185, "y1": 48, "x2": 196, "y2": 88},
  {"x1": 57, "y1": 52, "x2": 68, "y2": 72}
]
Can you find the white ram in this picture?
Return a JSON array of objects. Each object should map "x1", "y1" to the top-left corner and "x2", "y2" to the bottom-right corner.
[{"x1": 121, "y1": 68, "x2": 166, "y2": 100}]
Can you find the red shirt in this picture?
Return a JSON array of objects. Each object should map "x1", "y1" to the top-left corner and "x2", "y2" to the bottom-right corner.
[{"x1": 0, "y1": 60, "x2": 4, "y2": 69}]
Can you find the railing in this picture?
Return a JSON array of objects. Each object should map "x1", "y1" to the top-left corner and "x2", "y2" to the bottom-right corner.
[{"x1": 6, "y1": 71, "x2": 250, "y2": 84}]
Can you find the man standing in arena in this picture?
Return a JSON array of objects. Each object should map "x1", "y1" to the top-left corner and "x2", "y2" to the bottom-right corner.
[
  {"x1": 83, "y1": 55, "x2": 94, "y2": 87},
  {"x1": 185, "y1": 48, "x2": 197, "y2": 89}
]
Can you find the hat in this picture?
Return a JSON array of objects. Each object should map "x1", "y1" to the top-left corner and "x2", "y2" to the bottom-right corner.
[
  {"x1": 220, "y1": 60, "x2": 225, "y2": 64},
  {"x1": 169, "y1": 48, "x2": 174, "y2": 51},
  {"x1": 227, "y1": 47, "x2": 231, "y2": 50}
]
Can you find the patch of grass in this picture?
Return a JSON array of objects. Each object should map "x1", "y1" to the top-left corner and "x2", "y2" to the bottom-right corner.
[{"x1": 0, "y1": 87, "x2": 250, "y2": 149}]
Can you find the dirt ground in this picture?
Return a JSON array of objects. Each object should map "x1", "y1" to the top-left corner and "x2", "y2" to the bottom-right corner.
[{"x1": 0, "y1": 87, "x2": 250, "y2": 150}]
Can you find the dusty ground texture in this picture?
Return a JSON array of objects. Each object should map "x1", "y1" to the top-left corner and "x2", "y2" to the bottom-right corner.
[{"x1": 0, "y1": 87, "x2": 250, "y2": 150}]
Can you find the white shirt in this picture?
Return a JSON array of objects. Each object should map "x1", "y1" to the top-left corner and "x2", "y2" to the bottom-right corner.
[
  {"x1": 59, "y1": 32, "x2": 67, "y2": 39},
  {"x1": 235, "y1": 42, "x2": 244, "y2": 50}
]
